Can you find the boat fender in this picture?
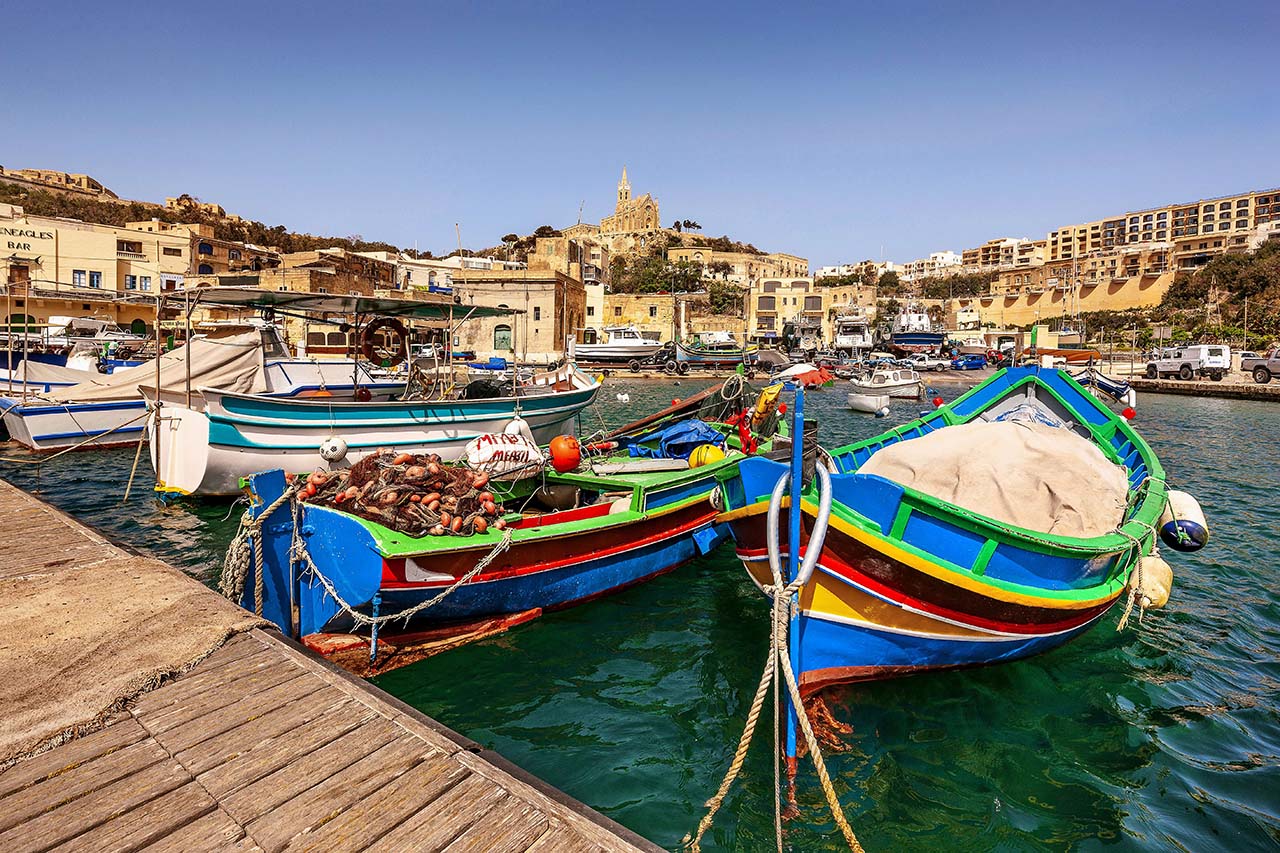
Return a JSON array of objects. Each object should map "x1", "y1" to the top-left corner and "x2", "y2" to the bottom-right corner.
[
  {"x1": 708, "y1": 486, "x2": 724, "y2": 512},
  {"x1": 1158, "y1": 490, "x2": 1208, "y2": 552},
  {"x1": 875, "y1": 406, "x2": 890, "y2": 418},
  {"x1": 503, "y1": 415, "x2": 535, "y2": 444},
  {"x1": 1128, "y1": 554, "x2": 1173, "y2": 609},
  {"x1": 319, "y1": 436, "x2": 348, "y2": 463}
]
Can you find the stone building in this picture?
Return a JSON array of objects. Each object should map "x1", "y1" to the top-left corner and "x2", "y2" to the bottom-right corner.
[
  {"x1": 666, "y1": 246, "x2": 808, "y2": 285},
  {"x1": 598, "y1": 167, "x2": 662, "y2": 253},
  {"x1": 127, "y1": 219, "x2": 279, "y2": 281},
  {"x1": 1, "y1": 203, "x2": 189, "y2": 334},
  {"x1": 748, "y1": 277, "x2": 826, "y2": 344},
  {"x1": 0, "y1": 167, "x2": 119, "y2": 200},
  {"x1": 450, "y1": 270, "x2": 585, "y2": 362}
]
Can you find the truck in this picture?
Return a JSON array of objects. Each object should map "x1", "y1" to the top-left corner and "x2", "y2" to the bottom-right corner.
[
  {"x1": 1241, "y1": 350, "x2": 1280, "y2": 384},
  {"x1": 906, "y1": 352, "x2": 950, "y2": 372},
  {"x1": 1145, "y1": 344, "x2": 1230, "y2": 381}
]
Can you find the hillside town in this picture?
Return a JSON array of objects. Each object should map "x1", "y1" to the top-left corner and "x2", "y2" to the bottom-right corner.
[{"x1": 3, "y1": 164, "x2": 1277, "y2": 363}]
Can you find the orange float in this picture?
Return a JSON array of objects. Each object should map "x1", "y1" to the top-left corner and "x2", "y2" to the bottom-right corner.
[{"x1": 548, "y1": 434, "x2": 581, "y2": 473}]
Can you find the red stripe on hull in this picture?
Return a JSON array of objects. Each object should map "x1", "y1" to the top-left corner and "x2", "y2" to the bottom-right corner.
[{"x1": 382, "y1": 500, "x2": 715, "y2": 589}]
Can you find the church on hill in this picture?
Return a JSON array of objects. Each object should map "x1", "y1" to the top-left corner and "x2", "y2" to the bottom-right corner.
[{"x1": 564, "y1": 167, "x2": 662, "y2": 254}]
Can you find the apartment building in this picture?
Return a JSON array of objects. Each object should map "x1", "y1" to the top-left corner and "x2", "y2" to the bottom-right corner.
[
  {"x1": 748, "y1": 277, "x2": 826, "y2": 343},
  {"x1": 901, "y1": 251, "x2": 961, "y2": 282},
  {"x1": 667, "y1": 247, "x2": 809, "y2": 285}
]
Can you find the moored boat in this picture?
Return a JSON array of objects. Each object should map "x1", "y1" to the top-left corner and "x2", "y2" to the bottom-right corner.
[
  {"x1": 228, "y1": 389, "x2": 785, "y2": 647},
  {"x1": 715, "y1": 365, "x2": 1199, "y2": 693},
  {"x1": 846, "y1": 392, "x2": 890, "y2": 413},
  {"x1": 847, "y1": 367, "x2": 922, "y2": 398},
  {"x1": 574, "y1": 325, "x2": 664, "y2": 362}
]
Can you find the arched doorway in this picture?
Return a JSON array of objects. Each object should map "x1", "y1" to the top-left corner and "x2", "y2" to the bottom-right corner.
[{"x1": 130, "y1": 318, "x2": 147, "y2": 335}]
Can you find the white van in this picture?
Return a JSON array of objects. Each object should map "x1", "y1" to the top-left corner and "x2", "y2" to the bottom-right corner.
[{"x1": 1145, "y1": 344, "x2": 1230, "y2": 381}]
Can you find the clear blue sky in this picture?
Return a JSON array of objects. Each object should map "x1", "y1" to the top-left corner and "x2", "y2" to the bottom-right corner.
[{"x1": 9, "y1": 1, "x2": 1278, "y2": 266}]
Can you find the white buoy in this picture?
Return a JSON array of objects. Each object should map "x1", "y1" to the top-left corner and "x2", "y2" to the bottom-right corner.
[
  {"x1": 504, "y1": 415, "x2": 536, "y2": 444},
  {"x1": 875, "y1": 406, "x2": 890, "y2": 418},
  {"x1": 319, "y1": 436, "x2": 348, "y2": 462},
  {"x1": 1128, "y1": 553, "x2": 1174, "y2": 609},
  {"x1": 1159, "y1": 490, "x2": 1208, "y2": 552},
  {"x1": 616, "y1": 392, "x2": 630, "y2": 403}
]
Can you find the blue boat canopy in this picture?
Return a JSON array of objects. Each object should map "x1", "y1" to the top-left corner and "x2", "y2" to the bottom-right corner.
[{"x1": 630, "y1": 419, "x2": 726, "y2": 460}]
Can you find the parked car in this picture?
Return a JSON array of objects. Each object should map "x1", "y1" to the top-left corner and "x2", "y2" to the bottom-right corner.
[
  {"x1": 1241, "y1": 350, "x2": 1280, "y2": 384},
  {"x1": 1145, "y1": 344, "x2": 1230, "y2": 381},
  {"x1": 950, "y1": 353, "x2": 988, "y2": 370},
  {"x1": 907, "y1": 353, "x2": 950, "y2": 372}
]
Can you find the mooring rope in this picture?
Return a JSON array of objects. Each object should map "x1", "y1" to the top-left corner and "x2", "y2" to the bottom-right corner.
[
  {"x1": 687, "y1": 529, "x2": 862, "y2": 852},
  {"x1": 220, "y1": 483, "x2": 301, "y2": 612},
  {"x1": 294, "y1": 526, "x2": 513, "y2": 627}
]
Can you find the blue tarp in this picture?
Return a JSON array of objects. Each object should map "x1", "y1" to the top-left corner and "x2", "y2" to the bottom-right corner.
[{"x1": 630, "y1": 419, "x2": 726, "y2": 460}]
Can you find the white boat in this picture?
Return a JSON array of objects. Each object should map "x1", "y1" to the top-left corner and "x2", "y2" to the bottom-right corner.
[
  {"x1": 848, "y1": 367, "x2": 923, "y2": 399},
  {"x1": 833, "y1": 309, "x2": 874, "y2": 354},
  {"x1": 1, "y1": 326, "x2": 402, "y2": 451},
  {"x1": 847, "y1": 392, "x2": 891, "y2": 413},
  {"x1": 150, "y1": 364, "x2": 602, "y2": 497},
  {"x1": 575, "y1": 326, "x2": 664, "y2": 363}
]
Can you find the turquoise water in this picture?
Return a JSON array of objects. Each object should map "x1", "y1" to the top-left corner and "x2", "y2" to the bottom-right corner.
[{"x1": 3, "y1": 378, "x2": 1277, "y2": 851}]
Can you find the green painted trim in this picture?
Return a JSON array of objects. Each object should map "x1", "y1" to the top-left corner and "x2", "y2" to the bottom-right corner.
[
  {"x1": 971, "y1": 538, "x2": 998, "y2": 576},
  {"x1": 889, "y1": 503, "x2": 912, "y2": 540}
]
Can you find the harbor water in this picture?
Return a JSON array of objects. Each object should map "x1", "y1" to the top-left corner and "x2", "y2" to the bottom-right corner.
[{"x1": 2, "y1": 378, "x2": 1276, "y2": 851}]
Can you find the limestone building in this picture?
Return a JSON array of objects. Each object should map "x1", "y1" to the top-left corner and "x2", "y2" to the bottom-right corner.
[{"x1": 598, "y1": 167, "x2": 662, "y2": 253}]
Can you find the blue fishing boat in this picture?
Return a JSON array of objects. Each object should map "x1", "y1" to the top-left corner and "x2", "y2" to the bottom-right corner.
[{"x1": 716, "y1": 366, "x2": 1203, "y2": 695}]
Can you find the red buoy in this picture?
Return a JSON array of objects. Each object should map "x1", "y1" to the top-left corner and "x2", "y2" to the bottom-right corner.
[
  {"x1": 778, "y1": 402, "x2": 787, "y2": 415},
  {"x1": 932, "y1": 396, "x2": 944, "y2": 408},
  {"x1": 1121, "y1": 407, "x2": 1136, "y2": 420},
  {"x1": 549, "y1": 434, "x2": 581, "y2": 473}
]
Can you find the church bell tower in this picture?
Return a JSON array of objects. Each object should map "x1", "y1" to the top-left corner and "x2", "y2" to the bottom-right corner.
[{"x1": 616, "y1": 166, "x2": 631, "y2": 210}]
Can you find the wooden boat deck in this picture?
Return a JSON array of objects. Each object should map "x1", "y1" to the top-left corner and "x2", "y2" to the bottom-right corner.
[{"x1": 0, "y1": 481, "x2": 657, "y2": 853}]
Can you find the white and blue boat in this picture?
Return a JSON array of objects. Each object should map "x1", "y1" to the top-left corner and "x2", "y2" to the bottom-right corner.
[{"x1": 1, "y1": 325, "x2": 402, "y2": 451}]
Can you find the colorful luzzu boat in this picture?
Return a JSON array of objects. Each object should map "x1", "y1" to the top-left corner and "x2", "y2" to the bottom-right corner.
[
  {"x1": 715, "y1": 366, "x2": 1203, "y2": 693},
  {"x1": 235, "y1": 404, "x2": 785, "y2": 650}
]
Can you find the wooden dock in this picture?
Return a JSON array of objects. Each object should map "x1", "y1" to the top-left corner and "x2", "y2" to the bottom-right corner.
[{"x1": 0, "y1": 480, "x2": 658, "y2": 853}]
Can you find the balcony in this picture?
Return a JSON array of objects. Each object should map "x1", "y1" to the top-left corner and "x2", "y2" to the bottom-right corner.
[{"x1": 116, "y1": 251, "x2": 147, "y2": 260}]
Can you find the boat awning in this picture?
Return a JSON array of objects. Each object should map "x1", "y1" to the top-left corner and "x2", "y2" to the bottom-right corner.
[{"x1": 165, "y1": 286, "x2": 520, "y2": 319}]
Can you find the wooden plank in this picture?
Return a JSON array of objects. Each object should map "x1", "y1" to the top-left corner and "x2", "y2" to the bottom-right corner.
[
  {"x1": 135, "y1": 808, "x2": 259, "y2": 853},
  {"x1": 279, "y1": 752, "x2": 466, "y2": 853},
  {"x1": 0, "y1": 757, "x2": 187, "y2": 853},
  {"x1": 525, "y1": 823, "x2": 607, "y2": 853},
  {"x1": 218, "y1": 717, "x2": 403, "y2": 826},
  {"x1": 172, "y1": 686, "x2": 350, "y2": 777},
  {"x1": 0, "y1": 738, "x2": 169, "y2": 833},
  {"x1": 154, "y1": 672, "x2": 322, "y2": 754},
  {"x1": 133, "y1": 656, "x2": 300, "y2": 731},
  {"x1": 369, "y1": 772, "x2": 506, "y2": 852},
  {"x1": 243, "y1": 736, "x2": 429, "y2": 852},
  {"x1": 44, "y1": 781, "x2": 216, "y2": 853},
  {"x1": 196, "y1": 699, "x2": 373, "y2": 799},
  {"x1": 0, "y1": 718, "x2": 148, "y2": 799},
  {"x1": 140, "y1": 667, "x2": 314, "y2": 745},
  {"x1": 440, "y1": 794, "x2": 550, "y2": 853}
]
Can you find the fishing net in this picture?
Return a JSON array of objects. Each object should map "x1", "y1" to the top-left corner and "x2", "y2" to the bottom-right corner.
[{"x1": 299, "y1": 450, "x2": 509, "y2": 538}]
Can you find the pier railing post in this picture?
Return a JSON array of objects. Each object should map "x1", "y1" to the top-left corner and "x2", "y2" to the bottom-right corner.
[{"x1": 785, "y1": 386, "x2": 805, "y2": 761}]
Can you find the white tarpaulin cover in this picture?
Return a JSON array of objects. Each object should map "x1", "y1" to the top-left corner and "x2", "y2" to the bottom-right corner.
[
  {"x1": 860, "y1": 420, "x2": 1129, "y2": 538},
  {"x1": 45, "y1": 332, "x2": 266, "y2": 403}
]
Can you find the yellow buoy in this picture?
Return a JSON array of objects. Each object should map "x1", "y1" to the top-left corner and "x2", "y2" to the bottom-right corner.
[{"x1": 689, "y1": 444, "x2": 727, "y2": 468}]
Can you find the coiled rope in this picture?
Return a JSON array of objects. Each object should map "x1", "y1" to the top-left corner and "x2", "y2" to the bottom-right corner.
[{"x1": 687, "y1": 470, "x2": 861, "y2": 853}]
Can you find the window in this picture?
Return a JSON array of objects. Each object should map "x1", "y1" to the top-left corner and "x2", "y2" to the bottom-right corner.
[
  {"x1": 614, "y1": 306, "x2": 622, "y2": 317},
  {"x1": 648, "y1": 306, "x2": 657, "y2": 317},
  {"x1": 228, "y1": 248, "x2": 241, "y2": 261},
  {"x1": 1237, "y1": 220, "x2": 1247, "y2": 229},
  {"x1": 163, "y1": 247, "x2": 182, "y2": 257},
  {"x1": 1219, "y1": 202, "x2": 1230, "y2": 210},
  {"x1": 307, "y1": 331, "x2": 326, "y2": 346},
  {"x1": 139, "y1": 276, "x2": 151, "y2": 291},
  {"x1": 1238, "y1": 199, "x2": 1249, "y2": 207},
  {"x1": 89, "y1": 271, "x2": 102, "y2": 288},
  {"x1": 198, "y1": 242, "x2": 213, "y2": 255},
  {"x1": 586, "y1": 306, "x2": 594, "y2": 317},
  {"x1": 124, "y1": 275, "x2": 137, "y2": 290},
  {"x1": 758, "y1": 296, "x2": 775, "y2": 311},
  {"x1": 532, "y1": 306, "x2": 541, "y2": 322},
  {"x1": 494, "y1": 324, "x2": 513, "y2": 350},
  {"x1": 72, "y1": 270, "x2": 86, "y2": 287},
  {"x1": 197, "y1": 263, "x2": 213, "y2": 274}
]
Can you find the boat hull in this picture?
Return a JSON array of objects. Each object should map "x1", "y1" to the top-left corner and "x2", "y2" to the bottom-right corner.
[
  {"x1": 0, "y1": 397, "x2": 147, "y2": 450},
  {"x1": 847, "y1": 380, "x2": 921, "y2": 398},
  {"x1": 153, "y1": 383, "x2": 601, "y2": 496},
  {"x1": 847, "y1": 393, "x2": 890, "y2": 413},
  {"x1": 574, "y1": 343, "x2": 664, "y2": 362}
]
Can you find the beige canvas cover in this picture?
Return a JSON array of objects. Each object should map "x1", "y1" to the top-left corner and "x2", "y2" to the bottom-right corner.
[
  {"x1": 859, "y1": 420, "x2": 1129, "y2": 538},
  {"x1": 2, "y1": 360, "x2": 99, "y2": 387},
  {"x1": 44, "y1": 332, "x2": 266, "y2": 404}
]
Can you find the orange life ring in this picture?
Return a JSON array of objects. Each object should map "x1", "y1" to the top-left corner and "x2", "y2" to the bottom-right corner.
[{"x1": 360, "y1": 318, "x2": 408, "y2": 367}]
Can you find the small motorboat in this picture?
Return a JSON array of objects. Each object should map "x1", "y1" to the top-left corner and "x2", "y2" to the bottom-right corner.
[
  {"x1": 848, "y1": 367, "x2": 922, "y2": 399},
  {"x1": 847, "y1": 392, "x2": 890, "y2": 414},
  {"x1": 575, "y1": 325, "x2": 665, "y2": 363}
]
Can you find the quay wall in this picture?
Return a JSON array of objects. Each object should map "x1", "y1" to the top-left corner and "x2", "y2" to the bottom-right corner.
[{"x1": 950, "y1": 272, "x2": 1175, "y2": 328}]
